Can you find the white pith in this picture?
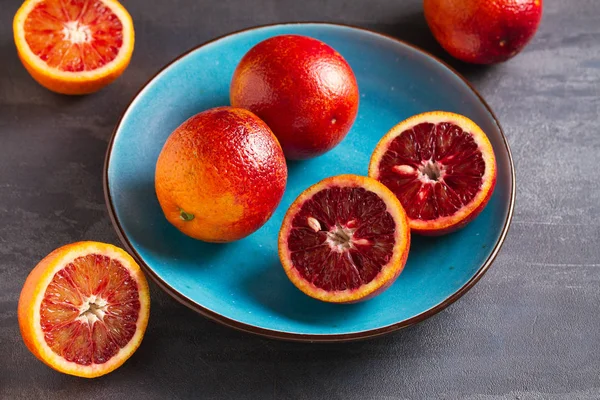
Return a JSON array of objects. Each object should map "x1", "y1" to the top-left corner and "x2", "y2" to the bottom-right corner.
[
  {"x1": 419, "y1": 159, "x2": 445, "y2": 182},
  {"x1": 326, "y1": 222, "x2": 368, "y2": 252},
  {"x1": 307, "y1": 216, "x2": 369, "y2": 253},
  {"x1": 393, "y1": 159, "x2": 447, "y2": 202},
  {"x1": 76, "y1": 295, "x2": 108, "y2": 325},
  {"x1": 62, "y1": 21, "x2": 92, "y2": 44}
]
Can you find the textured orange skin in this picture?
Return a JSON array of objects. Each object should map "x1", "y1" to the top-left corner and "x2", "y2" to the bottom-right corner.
[
  {"x1": 18, "y1": 246, "x2": 64, "y2": 372},
  {"x1": 424, "y1": 0, "x2": 543, "y2": 64},
  {"x1": 16, "y1": 50, "x2": 132, "y2": 95},
  {"x1": 155, "y1": 107, "x2": 287, "y2": 242},
  {"x1": 18, "y1": 242, "x2": 150, "y2": 378},
  {"x1": 230, "y1": 35, "x2": 359, "y2": 160}
]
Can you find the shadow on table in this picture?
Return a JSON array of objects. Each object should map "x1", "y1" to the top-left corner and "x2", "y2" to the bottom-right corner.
[
  {"x1": 112, "y1": 295, "x2": 454, "y2": 398},
  {"x1": 51, "y1": 281, "x2": 453, "y2": 398},
  {"x1": 365, "y1": 11, "x2": 497, "y2": 85},
  {"x1": 0, "y1": 38, "x2": 86, "y2": 106}
]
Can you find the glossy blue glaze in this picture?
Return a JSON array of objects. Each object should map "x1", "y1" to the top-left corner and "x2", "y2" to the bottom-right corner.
[{"x1": 106, "y1": 23, "x2": 514, "y2": 338}]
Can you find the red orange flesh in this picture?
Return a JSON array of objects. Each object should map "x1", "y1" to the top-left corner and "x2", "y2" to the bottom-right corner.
[
  {"x1": 279, "y1": 175, "x2": 410, "y2": 303},
  {"x1": 18, "y1": 242, "x2": 150, "y2": 378},
  {"x1": 369, "y1": 111, "x2": 496, "y2": 235},
  {"x1": 13, "y1": 0, "x2": 134, "y2": 94}
]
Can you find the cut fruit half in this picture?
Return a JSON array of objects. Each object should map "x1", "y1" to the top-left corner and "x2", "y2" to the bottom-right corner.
[
  {"x1": 369, "y1": 111, "x2": 497, "y2": 235},
  {"x1": 13, "y1": 0, "x2": 134, "y2": 94},
  {"x1": 18, "y1": 242, "x2": 150, "y2": 378},
  {"x1": 278, "y1": 174, "x2": 410, "y2": 303}
]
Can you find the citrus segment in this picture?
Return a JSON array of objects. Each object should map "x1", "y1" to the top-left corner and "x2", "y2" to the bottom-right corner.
[
  {"x1": 18, "y1": 242, "x2": 149, "y2": 378},
  {"x1": 23, "y1": 0, "x2": 123, "y2": 71},
  {"x1": 13, "y1": 0, "x2": 134, "y2": 94},
  {"x1": 369, "y1": 111, "x2": 496, "y2": 235},
  {"x1": 279, "y1": 175, "x2": 410, "y2": 303}
]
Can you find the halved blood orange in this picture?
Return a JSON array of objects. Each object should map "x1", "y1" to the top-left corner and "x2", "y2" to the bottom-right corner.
[
  {"x1": 278, "y1": 174, "x2": 410, "y2": 303},
  {"x1": 369, "y1": 111, "x2": 497, "y2": 235},
  {"x1": 13, "y1": 0, "x2": 134, "y2": 95},
  {"x1": 18, "y1": 242, "x2": 150, "y2": 378}
]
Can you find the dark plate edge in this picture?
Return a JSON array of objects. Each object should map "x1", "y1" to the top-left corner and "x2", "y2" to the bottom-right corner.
[{"x1": 102, "y1": 22, "x2": 516, "y2": 343}]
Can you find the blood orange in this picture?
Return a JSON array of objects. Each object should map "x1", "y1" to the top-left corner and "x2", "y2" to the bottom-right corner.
[
  {"x1": 230, "y1": 35, "x2": 359, "y2": 160},
  {"x1": 278, "y1": 175, "x2": 410, "y2": 303},
  {"x1": 424, "y1": 0, "x2": 543, "y2": 64},
  {"x1": 13, "y1": 0, "x2": 134, "y2": 94},
  {"x1": 155, "y1": 107, "x2": 287, "y2": 243},
  {"x1": 18, "y1": 242, "x2": 150, "y2": 378},
  {"x1": 369, "y1": 111, "x2": 496, "y2": 235}
]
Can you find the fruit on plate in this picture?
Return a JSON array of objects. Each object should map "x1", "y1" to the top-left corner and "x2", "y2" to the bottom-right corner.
[
  {"x1": 230, "y1": 34, "x2": 359, "y2": 160},
  {"x1": 13, "y1": 0, "x2": 134, "y2": 94},
  {"x1": 18, "y1": 241, "x2": 150, "y2": 378},
  {"x1": 278, "y1": 174, "x2": 410, "y2": 303},
  {"x1": 424, "y1": 0, "x2": 543, "y2": 64},
  {"x1": 369, "y1": 111, "x2": 496, "y2": 235},
  {"x1": 155, "y1": 106, "x2": 287, "y2": 242}
]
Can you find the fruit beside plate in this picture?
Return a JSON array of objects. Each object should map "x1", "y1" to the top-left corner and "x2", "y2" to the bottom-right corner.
[
  {"x1": 424, "y1": 0, "x2": 543, "y2": 64},
  {"x1": 17, "y1": 21, "x2": 508, "y2": 376},
  {"x1": 13, "y1": 0, "x2": 134, "y2": 94},
  {"x1": 18, "y1": 242, "x2": 149, "y2": 378}
]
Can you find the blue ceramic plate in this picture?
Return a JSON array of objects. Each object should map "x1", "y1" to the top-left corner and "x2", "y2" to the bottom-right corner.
[{"x1": 104, "y1": 23, "x2": 515, "y2": 341}]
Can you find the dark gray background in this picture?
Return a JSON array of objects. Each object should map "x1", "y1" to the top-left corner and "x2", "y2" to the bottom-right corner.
[{"x1": 1, "y1": 0, "x2": 599, "y2": 399}]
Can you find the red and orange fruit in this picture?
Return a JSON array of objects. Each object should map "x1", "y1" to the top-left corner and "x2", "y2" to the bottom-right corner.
[
  {"x1": 13, "y1": 0, "x2": 135, "y2": 94},
  {"x1": 424, "y1": 0, "x2": 543, "y2": 64},
  {"x1": 155, "y1": 106, "x2": 287, "y2": 242},
  {"x1": 369, "y1": 111, "x2": 496, "y2": 235},
  {"x1": 278, "y1": 174, "x2": 410, "y2": 303},
  {"x1": 18, "y1": 241, "x2": 150, "y2": 378},
  {"x1": 231, "y1": 35, "x2": 359, "y2": 160}
]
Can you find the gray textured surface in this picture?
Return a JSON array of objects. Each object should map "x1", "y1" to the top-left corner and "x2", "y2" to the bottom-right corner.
[{"x1": 1, "y1": 0, "x2": 599, "y2": 399}]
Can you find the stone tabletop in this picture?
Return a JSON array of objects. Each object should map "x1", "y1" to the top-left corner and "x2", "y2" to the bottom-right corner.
[{"x1": 1, "y1": 0, "x2": 599, "y2": 398}]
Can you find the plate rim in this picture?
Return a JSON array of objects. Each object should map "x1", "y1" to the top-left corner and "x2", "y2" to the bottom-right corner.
[{"x1": 103, "y1": 22, "x2": 516, "y2": 343}]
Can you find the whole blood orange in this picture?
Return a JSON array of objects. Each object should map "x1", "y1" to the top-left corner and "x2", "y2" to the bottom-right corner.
[
  {"x1": 369, "y1": 111, "x2": 496, "y2": 235},
  {"x1": 18, "y1": 242, "x2": 150, "y2": 378},
  {"x1": 155, "y1": 107, "x2": 287, "y2": 242},
  {"x1": 13, "y1": 0, "x2": 134, "y2": 94},
  {"x1": 424, "y1": 0, "x2": 543, "y2": 64},
  {"x1": 230, "y1": 35, "x2": 359, "y2": 160},
  {"x1": 278, "y1": 175, "x2": 410, "y2": 303}
]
